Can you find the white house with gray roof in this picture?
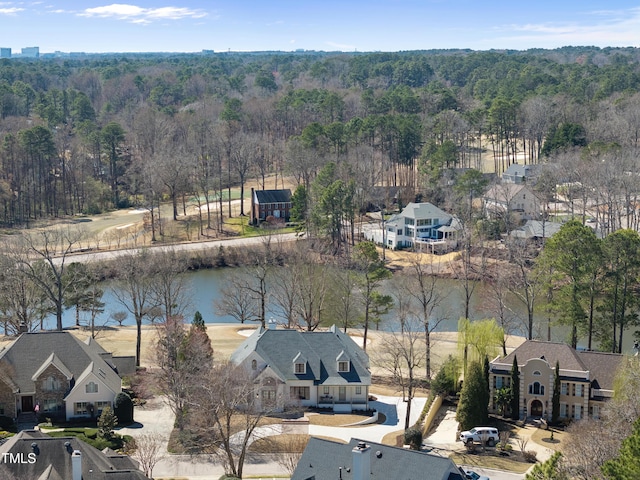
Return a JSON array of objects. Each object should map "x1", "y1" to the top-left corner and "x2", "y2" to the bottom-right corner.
[
  {"x1": 364, "y1": 202, "x2": 460, "y2": 252},
  {"x1": 0, "y1": 332, "x2": 129, "y2": 422},
  {"x1": 230, "y1": 325, "x2": 371, "y2": 413}
]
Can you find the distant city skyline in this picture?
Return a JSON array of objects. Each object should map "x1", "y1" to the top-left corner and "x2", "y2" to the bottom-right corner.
[{"x1": 1, "y1": 1, "x2": 640, "y2": 54}]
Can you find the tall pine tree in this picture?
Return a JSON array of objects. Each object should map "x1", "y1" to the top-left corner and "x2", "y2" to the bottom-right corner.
[
  {"x1": 510, "y1": 355, "x2": 520, "y2": 420},
  {"x1": 552, "y1": 361, "x2": 561, "y2": 423}
]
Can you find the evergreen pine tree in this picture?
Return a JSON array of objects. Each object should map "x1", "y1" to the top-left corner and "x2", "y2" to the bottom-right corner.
[
  {"x1": 510, "y1": 355, "x2": 520, "y2": 420},
  {"x1": 456, "y1": 361, "x2": 489, "y2": 431},
  {"x1": 602, "y1": 417, "x2": 640, "y2": 479},
  {"x1": 552, "y1": 361, "x2": 561, "y2": 423}
]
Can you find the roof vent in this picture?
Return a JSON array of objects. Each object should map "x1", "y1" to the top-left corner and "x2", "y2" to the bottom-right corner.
[
  {"x1": 31, "y1": 442, "x2": 39, "y2": 455},
  {"x1": 376, "y1": 450, "x2": 382, "y2": 458},
  {"x1": 357, "y1": 441, "x2": 367, "y2": 450}
]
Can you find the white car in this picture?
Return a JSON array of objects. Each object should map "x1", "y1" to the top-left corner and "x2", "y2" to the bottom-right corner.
[
  {"x1": 459, "y1": 427, "x2": 499, "y2": 446},
  {"x1": 463, "y1": 469, "x2": 490, "y2": 480}
]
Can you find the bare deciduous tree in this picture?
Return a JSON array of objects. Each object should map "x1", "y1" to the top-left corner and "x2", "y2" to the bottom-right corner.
[{"x1": 131, "y1": 432, "x2": 166, "y2": 479}]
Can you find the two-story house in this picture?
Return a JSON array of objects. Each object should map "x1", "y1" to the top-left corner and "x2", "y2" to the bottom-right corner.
[
  {"x1": 489, "y1": 340, "x2": 623, "y2": 421},
  {"x1": 483, "y1": 183, "x2": 541, "y2": 222},
  {"x1": 502, "y1": 163, "x2": 539, "y2": 184},
  {"x1": 250, "y1": 188, "x2": 292, "y2": 225},
  {"x1": 230, "y1": 325, "x2": 371, "y2": 413},
  {"x1": 0, "y1": 331, "x2": 131, "y2": 422},
  {"x1": 365, "y1": 202, "x2": 460, "y2": 252}
]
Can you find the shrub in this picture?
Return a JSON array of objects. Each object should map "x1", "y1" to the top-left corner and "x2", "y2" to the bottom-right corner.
[
  {"x1": 403, "y1": 428, "x2": 423, "y2": 450},
  {"x1": 114, "y1": 392, "x2": 134, "y2": 424},
  {"x1": 219, "y1": 475, "x2": 240, "y2": 480},
  {"x1": 0, "y1": 415, "x2": 15, "y2": 431},
  {"x1": 523, "y1": 450, "x2": 538, "y2": 463}
]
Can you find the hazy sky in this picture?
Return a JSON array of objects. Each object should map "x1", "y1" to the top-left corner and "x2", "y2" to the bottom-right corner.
[{"x1": 1, "y1": 1, "x2": 640, "y2": 54}]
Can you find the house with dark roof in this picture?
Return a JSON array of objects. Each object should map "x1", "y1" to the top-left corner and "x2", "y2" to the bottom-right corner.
[
  {"x1": 230, "y1": 325, "x2": 371, "y2": 413},
  {"x1": 0, "y1": 332, "x2": 130, "y2": 422},
  {"x1": 0, "y1": 430, "x2": 150, "y2": 480},
  {"x1": 489, "y1": 340, "x2": 623, "y2": 421},
  {"x1": 291, "y1": 437, "x2": 465, "y2": 480},
  {"x1": 250, "y1": 188, "x2": 292, "y2": 225}
]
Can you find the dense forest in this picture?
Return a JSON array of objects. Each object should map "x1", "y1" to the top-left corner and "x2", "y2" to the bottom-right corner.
[{"x1": 1, "y1": 46, "x2": 640, "y2": 230}]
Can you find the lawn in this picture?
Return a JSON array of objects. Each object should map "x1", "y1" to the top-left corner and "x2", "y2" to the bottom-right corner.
[
  {"x1": 306, "y1": 411, "x2": 385, "y2": 427},
  {"x1": 530, "y1": 426, "x2": 567, "y2": 452},
  {"x1": 449, "y1": 451, "x2": 533, "y2": 474}
]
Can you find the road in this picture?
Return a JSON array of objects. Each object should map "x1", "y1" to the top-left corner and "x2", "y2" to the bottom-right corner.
[{"x1": 54, "y1": 232, "x2": 300, "y2": 265}]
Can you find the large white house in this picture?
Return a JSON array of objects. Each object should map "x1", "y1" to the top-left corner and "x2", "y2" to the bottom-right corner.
[
  {"x1": 230, "y1": 325, "x2": 371, "y2": 413},
  {"x1": 365, "y1": 202, "x2": 460, "y2": 252}
]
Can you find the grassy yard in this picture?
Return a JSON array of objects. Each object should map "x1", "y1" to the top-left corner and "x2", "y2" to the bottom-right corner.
[
  {"x1": 530, "y1": 426, "x2": 567, "y2": 452},
  {"x1": 306, "y1": 411, "x2": 385, "y2": 427},
  {"x1": 449, "y1": 451, "x2": 533, "y2": 474}
]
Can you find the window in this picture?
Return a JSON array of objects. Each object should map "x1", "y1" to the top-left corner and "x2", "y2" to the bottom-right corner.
[
  {"x1": 560, "y1": 403, "x2": 567, "y2": 418},
  {"x1": 405, "y1": 218, "x2": 414, "y2": 225},
  {"x1": 561, "y1": 382, "x2": 568, "y2": 395},
  {"x1": 404, "y1": 227, "x2": 412, "y2": 236},
  {"x1": 528, "y1": 382, "x2": 544, "y2": 395},
  {"x1": 533, "y1": 371, "x2": 541, "y2": 376},
  {"x1": 86, "y1": 382, "x2": 98, "y2": 393},
  {"x1": 338, "y1": 361, "x2": 349, "y2": 373},
  {"x1": 74, "y1": 402, "x2": 89, "y2": 415},
  {"x1": 251, "y1": 359, "x2": 257, "y2": 370},
  {"x1": 261, "y1": 390, "x2": 276, "y2": 402},
  {"x1": 42, "y1": 376, "x2": 61, "y2": 391},
  {"x1": 397, "y1": 229, "x2": 402, "y2": 235},
  {"x1": 355, "y1": 386, "x2": 362, "y2": 395},
  {"x1": 575, "y1": 404, "x2": 583, "y2": 420},
  {"x1": 323, "y1": 386, "x2": 330, "y2": 395},
  {"x1": 95, "y1": 401, "x2": 111, "y2": 415},
  {"x1": 294, "y1": 362, "x2": 306, "y2": 374},
  {"x1": 43, "y1": 399, "x2": 61, "y2": 413},
  {"x1": 290, "y1": 386, "x2": 310, "y2": 400},
  {"x1": 592, "y1": 405, "x2": 600, "y2": 419},
  {"x1": 575, "y1": 384, "x2": 583, "y2": 397}
]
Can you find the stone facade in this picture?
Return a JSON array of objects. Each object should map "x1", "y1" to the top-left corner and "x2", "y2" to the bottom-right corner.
[
  {"x1": 0, "y1": 378, "x2": 16, "y2": 418},
  {"x1": 33, "y1": 364, "x2": 70, "y2": 420}
]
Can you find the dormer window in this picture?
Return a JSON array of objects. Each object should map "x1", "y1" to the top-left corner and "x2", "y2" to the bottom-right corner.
[
  {"x1": 336, "y1": 350, "x2": 350, "y2": 372},
  {"x1": 293, "y1": 352, "x2": 307, "y2": 374},
  {"x1": 86, "y1": 381, "x2": 98, "y2": 394},
  {"x1": 251, "y1": 359, "x2": 257, "y2": 371}
]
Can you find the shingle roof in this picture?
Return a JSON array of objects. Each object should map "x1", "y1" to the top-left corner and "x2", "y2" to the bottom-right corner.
[
  {"x1": 400, "y1": 202, "x2": 451, "y2": 222},
  {"x1": 254, "y1": 189, "x2": 292, "y2": 204},
  {"x1": 0, "y1": 331, "x2": 121, "y2": 396},
  {"x1": 495, "y1": 340, "x2": 587, "y2": 371},
  {"x1": 0, "y1": 430, "x2": 149, "y2": 480},
  {"x1": 291, "y1": 437, "x2": 465, "y2": 480},
  {"x1": 231, "y1": 326, "x2": 370, "y2": 386},
  {"x1": 493, "y1": 340, "x2": 623, "y2": 390}
]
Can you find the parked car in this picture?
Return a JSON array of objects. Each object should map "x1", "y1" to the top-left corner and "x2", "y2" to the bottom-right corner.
[
  {"x1": 459, "y1": 427, "x2": 499, "y2": 446},
  {"x1": 463, "y1": 468, "x2": 490, "y2": 480}
]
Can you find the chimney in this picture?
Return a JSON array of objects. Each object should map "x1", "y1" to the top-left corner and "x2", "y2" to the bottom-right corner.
[
  {"x1": 268, "y1": 319, "x2": 277, "y2": 330},
  {"x1": 352, "y1": 441, "x2": 371, "y2": 480},
  {"x1": 72, "y1": 450, "x2": 82, "y2": 480},
  {"x1": 18, "y1": 322, "x2": 28, "y2": 334}
]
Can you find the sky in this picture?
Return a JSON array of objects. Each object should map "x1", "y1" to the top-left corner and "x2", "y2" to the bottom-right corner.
[{"x1": 1, "y1": 1, "x2": 640, "y2": 54}]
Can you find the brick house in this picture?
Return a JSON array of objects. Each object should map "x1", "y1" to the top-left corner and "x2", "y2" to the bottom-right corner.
[
  {"x1": 250, "y1": 188, "x2": 292, "y2": 225},
  {"x1": 489, "y1": 340, "x2": 623, "y2": 421},
  {"x1": 0, "y1": 331, "x2": 133, "y2": 422}
]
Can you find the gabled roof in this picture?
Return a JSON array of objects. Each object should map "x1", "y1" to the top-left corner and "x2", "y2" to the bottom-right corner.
[
  {"x1": 254, "y1": 189, "x2": 292, "y2": 204},
  {"x1": 231, "y1": 326, "x2": 370, "y2": 386},
  {"x1": 503, "y1": 163, "x2": 538, "y2": 178},
  {"x1": 400, "y1": 202, "x2": 451, "y2": 222},
  {"x1": 484, "y1": 183, "x2": 534, "y2": 201},
  {"x1": 291, "y1": 437, "x2": 464, "y2": 480},
  {"x1": 510, "y1": 220, "x2": 562, "y2": 239},
  {"x1": 0, "y1": 430, "x2": 150, "y2": 480},
  {"x1": 0, "y1": 331, "x2": 121, "y2": 396},
  {"x1": 31, "y1": 353, "x2": 74, "y2": 382}
]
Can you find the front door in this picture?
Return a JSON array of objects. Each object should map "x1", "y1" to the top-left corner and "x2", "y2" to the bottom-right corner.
[
  {"x1": 21, "y1": 396, "x2": 33, "y2": 412},
  {"x1": 531, "y1": 399, "x2": 543, "y2": 417},
  {"x1": 339, "y1": 386, "x2": 346, "y2": 402}
]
